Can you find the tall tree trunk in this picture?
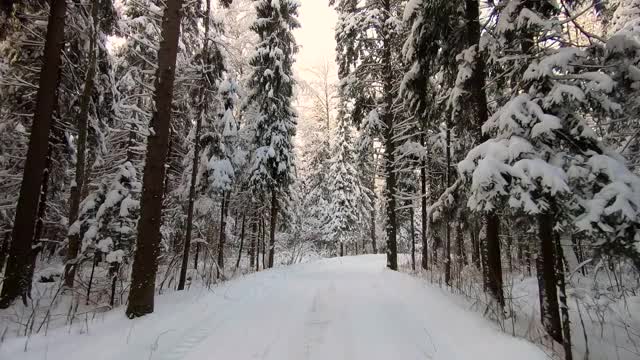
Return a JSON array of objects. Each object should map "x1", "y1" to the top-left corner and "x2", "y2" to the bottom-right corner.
[
  {"x1": 109, "y1": 262, "x2": 120, "y2": 307},
  {"x1": 235, "y1": 212, "x2": 246, "y2": 270},
  {"x1": 261, "y1": 216, "x2": 266, "y2": 269},
  {"x1": 463, "y1": 0, "x2": 504, "y2": 306},
  {"x1": 556, "y1": 234, "x2": 573, "y2": 360},
  {"x1": 0, "y1": 231, "x2": 9, "y2": 272},
  {"x1": 126, "y1": 0, "x2": 185, "y2": 318},
  {"x1": 410, "y1": 206, "x2": 416, "y2": 271},
  {"x1": 485, "y1": 213, "x2": 504, "y2": 307},
  {"x1": 444, "y1": 126, "x2": 452, "y2": 285},
  {"x1": 86, "y1": 252, "x2": 99, "y2": 305},
  {"x1": 537, "y1": 211, "x2": 563, "y2": 344},
  {"x1": 381, "y1": 0, "x2": 397, "y2": 271},
  {"x1": 217, "y1": 192, "x2": 228, "y2": 278},
  {"x1": 249, "y1": 217, "x2": 256, "y2": 269},
  {"x1": 456, "y1": 217, "x2": 465, "y2": 272},
  {"x1": 65, "y1": 0, "x2": 99, "y2": 288},
  {"x1": 369, "y1": 142, "x2": 377, "y2": 254},
  {"x1": 177, "y1": 0, "x2": 212, "y2": 286},
  {"x1": 420, "y1": 134, "x2": 428, "y2": 270},
  {"x1": 26, "y1": 144, "x2": 53, "y2": 302},
  {"x1": 470, "y1": 220, "x2": 481, "y2": 269},
  {"x1": 0, "y1": 0, "x2": 66, "y2": 309},
  {"x1": 370, "y1": 207, "x2": 377, "y2": 253},
  {"x1": 268, "y1": 191, "x2": 277, "y2": 268}
]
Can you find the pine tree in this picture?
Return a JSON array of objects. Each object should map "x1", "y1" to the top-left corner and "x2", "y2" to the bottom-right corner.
[
  {"x1": 324, "y1": 116, "x2": 371, "y2": 255},
  {"x1": 460, "y1": 0, "x2": 640, "y2": 346},
  {"x1": 331, "y1": 0, "x2": 405, "y2": 270},
  {"x1": 246, "y1": 0, "x2": 299, "y2": 269},
  {"x1": 0, "y1": 0, "x2": 67, "y2": 308},
  {"x1": 126, "y1": 0, "x2": 188, "y2": 318}
]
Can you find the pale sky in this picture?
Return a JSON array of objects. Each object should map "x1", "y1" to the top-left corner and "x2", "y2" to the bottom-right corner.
[
  {"x1": 293, "y1": 1, "x2": 338, "y2": 83},
  {"x1": 292, "y1": 1, "x2": 338, "y2": 151}
]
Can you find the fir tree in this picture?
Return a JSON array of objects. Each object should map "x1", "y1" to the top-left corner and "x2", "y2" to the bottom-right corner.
[{"x1": 245, "y1": 0, "x2": 299, "y2": 268}]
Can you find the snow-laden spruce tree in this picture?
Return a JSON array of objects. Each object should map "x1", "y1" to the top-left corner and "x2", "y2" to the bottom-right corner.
[
  {"x1": 245, "y1": 0, "x2": 298, "y2": 268},
  {"x1": 69, "y1": 161, "x2": 140, "y2": 305},
  {"x1": 331, "y1": 0, "x2": 405, "y2": 269},
  {"x1": 324, "y1": 116, "x2": 371, "y2": 256},
  {"x1": 459, "y1": 0, "x2": 640, "y2": 345}
]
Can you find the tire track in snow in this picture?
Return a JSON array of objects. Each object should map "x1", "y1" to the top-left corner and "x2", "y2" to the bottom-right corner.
[
  {"x1": 153, "y1": 277, "x2": 279, "y2": 360},
  {"x1": 300, "y1": 282, "x2": 335, "y2": 360}
]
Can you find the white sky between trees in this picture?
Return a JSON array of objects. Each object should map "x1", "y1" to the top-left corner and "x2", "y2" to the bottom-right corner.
[{"x1": 293, "y1": 1, "x2": 339, "y2": 149}]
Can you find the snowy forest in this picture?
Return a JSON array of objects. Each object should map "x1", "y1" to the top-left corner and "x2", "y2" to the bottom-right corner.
[{"x1": 1, "y1": 0, "x2": 640, "y2": 359}]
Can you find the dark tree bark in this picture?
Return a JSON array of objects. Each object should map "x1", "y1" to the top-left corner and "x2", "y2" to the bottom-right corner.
[
  {"x1": 194, "y1": 242, "x2": 200, "y2": 270},
  {"x1": 249, "y1": 218, "x2": 256, "y2": 269},
  {"x1": 410, "y1": 206, "x2": 416, "y2": 271},
  {"x1": 0, "y1": 231, "x2": 9, "y2": 272},
  {"x1": 381, "y1": 0, "x2": 397, "y2": 271},
  {"x1": 261, "y1": 216, "x2": 266, "y2": 269},
  {"x1": 485, "y1": 213, "x2": 504, "y2": 307},
  {"x1": 537, "y1": 211, "x2": 563, "y2": 344},
  {"x1": 217, "y1": 192, "x2": 228, "y2": 278},
  {"x1": 420, "y1": 134, "x2": 428, "y2": 270},
  {"x1": 444, "y1": 126, "x2": 452, "y2": 285},
  {"x1": 126, "y1": 0, "x2": 185, "y2": 318},
  {"x1": 470, "y1": 219, "x2": 481, "y2": 269},
  {"x1": 0, "y1": 0, "x2": 66, "y2": 309},
  {"x1": 86, "y1": 252, "x2": 99, "y2": 306},
  {"x1": 456, "y1": 218, "x2": 465, "y2": 272},
  {"x1": 65, "y1": 0, "x2": 99, "y2": 288},
  {"x1": 235, "y1": 212, "x2": 246, "y2": 270},
  {"x1": 556, "y1": 235, "x2": 573, "y2": 360},
  {"x1": 109, "y1": 262, "x2": 120, "y2": 307},
  {"x1": 367, "y1": 141, "x2": 377, "y2": 255},
  {"x1": 177, "y1": 0, "x2": 212, "y2": 285},
  {"x1": 463, "y1": 0, "x2": 504, "y2": 306},
  {"x1": 268, "y1": 191, "x2": 277, "y2": 268},
  {"x1": 370, "y1": 207, "x2": 377, "y2": 254}
]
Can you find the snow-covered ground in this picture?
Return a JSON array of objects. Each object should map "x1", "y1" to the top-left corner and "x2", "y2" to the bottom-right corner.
[{"x1": 1, "y1": 255, "x2": 547, "y2": 360}]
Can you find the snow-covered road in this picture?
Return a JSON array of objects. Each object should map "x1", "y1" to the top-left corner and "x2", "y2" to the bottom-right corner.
[{"x1": 1, "y1": 255, "x2": 547, "y2": 360}]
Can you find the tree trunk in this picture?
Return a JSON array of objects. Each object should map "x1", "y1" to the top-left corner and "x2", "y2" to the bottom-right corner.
[
  {"x1": 86, "y1": 252, "x2": 99, "y2": 306},
  {"x1": 506, "y1": 222, "x2": 513, "y2": 273},
  {"x1": 0, "y1": 0, "x2": 66, "y2": 309},
  {"x1": 249, "y1": 217, "x2": 256, "y2": 269},
  {"x1": 537, "y1": 211, "x2": 563, "y2": 344},
  {"x1": 261, "y1": 216, "x2": 266, "y2": 270},
  {"x1": 109, "y1": 262, "x2": 120, "y2": 307},
  {"x1": 381, "y1": 0, "x2": 397, "y2": 271},
  {"x1": 556, "y1": 234, "x2": 573, "y2": 360},
  {"x1": 470, "y1": 219, "x2": 481, "y2": 269},
  {"x1": 126, "y1": 0, "x2": 185, "y2": 318},
  {"x1": 370, "y1": 207, "x2": 377, "y2": 254},
  {"x1": 65, "y1": 0, "x2": 99, "y2": 288},
  {"x1": 217, "y1": 192, "x2": 228, "y2": 278},
  {"x1": 27, "y1": 144, "x2": 53, "y2": 302},
  {"x1": 485, "y1": 213, "x2": 504, "y2": 307},
  {"x1": 420, "y1": 134, "x2": 428, "y2": 270},
  {"x1": 177, "y1": 0, "x2": 212, "y2": 286},
  {"x1": 410, "y1": 206, "x2": 416, "y2": 271},
  {"x1": 235, "y1": 212, "x2": 246, "y2": 270},
  {"x1": 268, "y1": 191, "x2": 277, "y2": 268},
  {"x1": 456, "y1": 217, "x2": 465, "y2": 273},
  {"x1": 444, "y1": 126, "x2": 452, "y2": 285},
  {"x1": 0, "y1": 231, "x2": 9, "y2": 272}
]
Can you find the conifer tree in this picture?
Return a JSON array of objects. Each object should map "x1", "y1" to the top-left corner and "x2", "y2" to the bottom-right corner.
[
  {"x1": 0, "y1": 0, "x2": 67, "y2": 308},
  {"x1": 246, "y1": 0, "x2": 299, "y2": 268},
  {"x1": 324, "y1": 116, "x2": 371, "y2": 256}
]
